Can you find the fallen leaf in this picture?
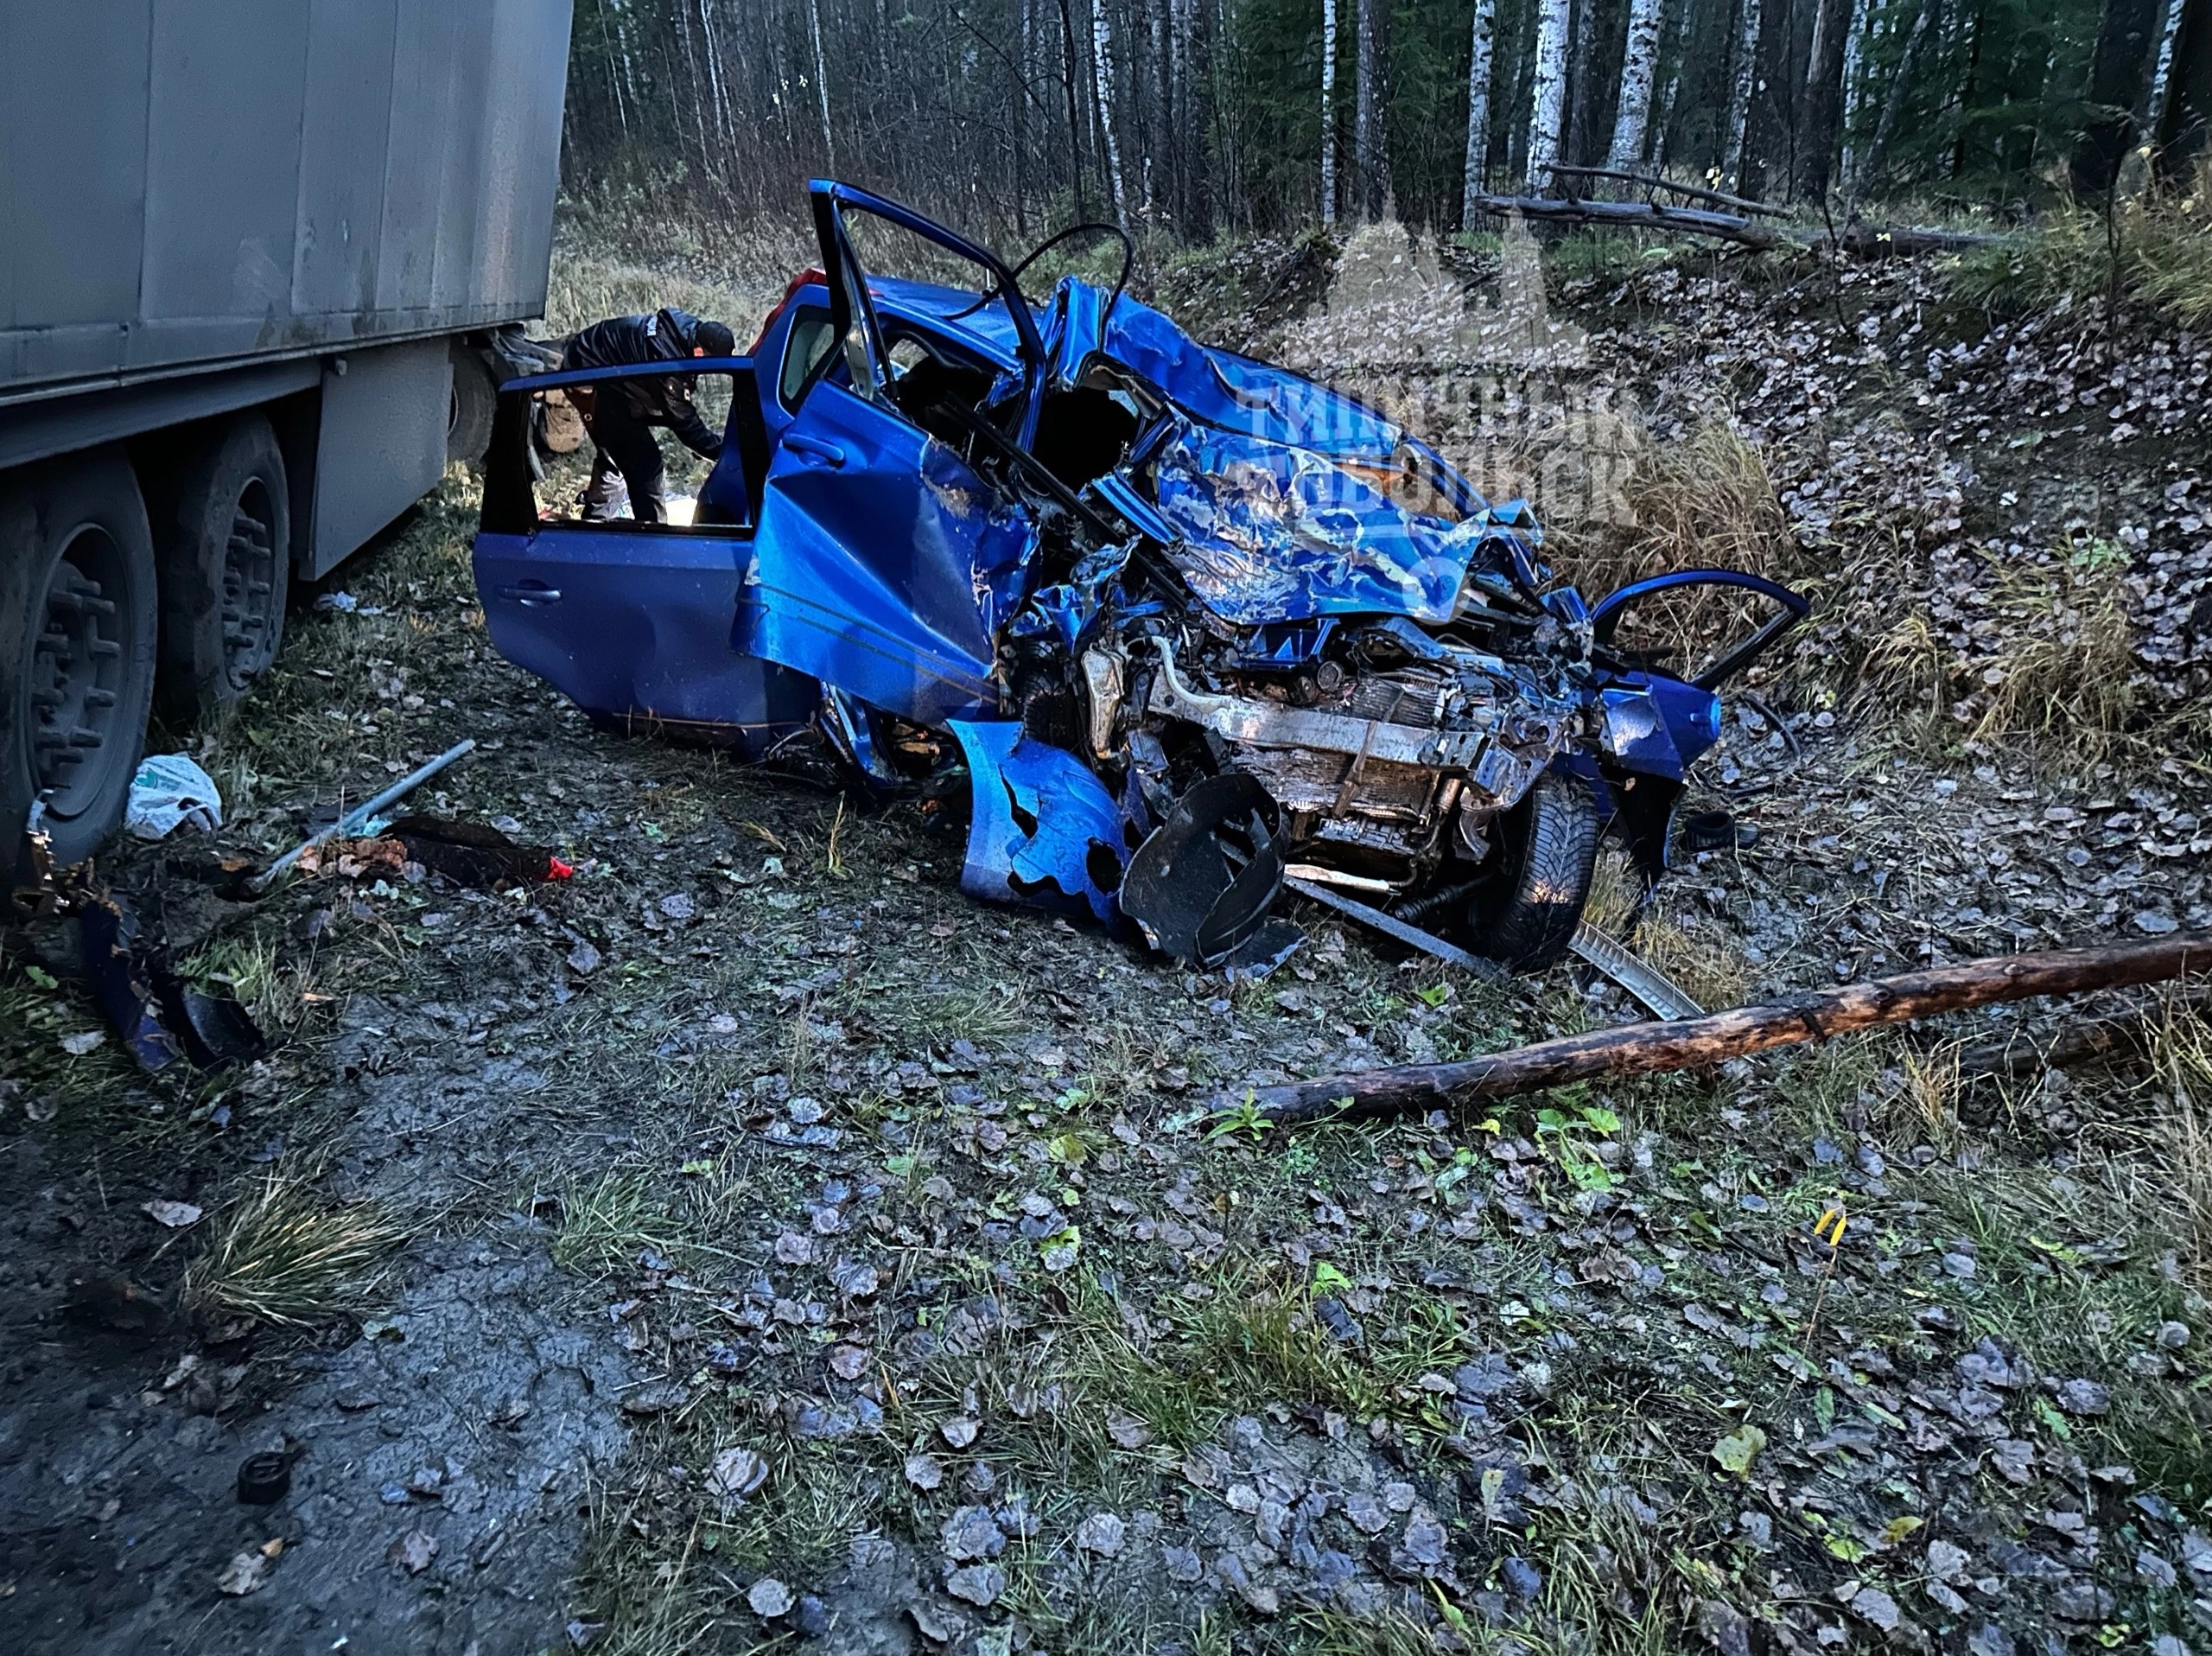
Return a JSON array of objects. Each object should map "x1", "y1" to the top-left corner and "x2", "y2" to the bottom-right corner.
[
  {"x1": 747, "y1": 1576, "x2": 793, "y2": 1617},
  {"x1": 1712, "y1": 1424, "x2": 1766, "y2": 1475},
  {"x1": 214, "y1": 1549, "x2": 271, "y2": 1595},
  {"x1": 388, "y1": 1530, "x2": 438, "y2": 1575}
]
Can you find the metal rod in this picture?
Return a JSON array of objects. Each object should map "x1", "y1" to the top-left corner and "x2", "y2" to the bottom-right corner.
[
  {"x1": 249, "y1": 737, "x2": 477, "y2": 892},
  {"x1": 1285, "y1": 876, "x2": 1509, "y2": 981}
]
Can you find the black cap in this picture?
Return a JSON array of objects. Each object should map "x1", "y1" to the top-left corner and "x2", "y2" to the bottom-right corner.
[{"x1": 695, "y1": 321, "x2": 734, "y2": 359}]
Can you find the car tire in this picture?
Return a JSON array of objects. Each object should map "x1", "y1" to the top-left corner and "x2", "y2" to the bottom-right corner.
[
  {"x1": 2, "y1": 450, "x2": 158, "y2": 869},
  {"x1": 449, "y1": 343, "x2": 499, "y2": 464},
  {"x1": 1461, "y1": 772, "x2": 1600, "y2": 971},
  {"x1": 155, "y1": 415, "x2": 289, "y2": 723}
]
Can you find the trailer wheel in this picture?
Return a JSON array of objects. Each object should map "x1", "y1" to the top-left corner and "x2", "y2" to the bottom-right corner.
[
  {"x1": 156, "y1": 416, "x2": 289, "y2": 722},
  {"x1": 2, "y1": 452, "x2": 158, "y2": 869},
  {"x1": 1459, "y1": 772, "x2": 1600, "y2": 971},
  {"x1": 449, "y1": 343, "x2": 498, "y2": 464}
]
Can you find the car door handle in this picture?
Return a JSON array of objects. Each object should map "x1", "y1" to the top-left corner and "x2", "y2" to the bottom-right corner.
[
  {"x1": 498, "y1": 584, "x2": 562, "y2": 605},
  {"x1": 784, "y1": 434, "x2": 847, "y2": 468}
]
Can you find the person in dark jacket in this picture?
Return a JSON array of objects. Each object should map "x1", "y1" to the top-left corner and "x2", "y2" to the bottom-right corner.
[{"x1": 561, "y1": 308, "x2": 735, "y2": 523}]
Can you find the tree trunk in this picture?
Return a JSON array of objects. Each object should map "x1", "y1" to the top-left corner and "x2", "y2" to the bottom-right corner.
[
  {"x1": 1463, "y1": 0, "x2": 1499, "y2": 220},
  {"x1": 2154, "y1": 0, "x2": 2211, "y2": 177},
  {"x1": 1794, "y1": 0, "x2": 1854, "y2": 196},
  {"x1": 1837, "y1": 0, "x2": 1879, "y2": 183},
  {"x1": 806, "y1": 0, "x2": 836, "y2": 170},
  {"x1": 2073, "y1": 0, "x2": 2168, "y2": 194},
  {"x1": 1948, "y1": 0, "x2": 1986, "y2": 177},
  {"x1": 1058, "y1": 0, "x2": 1090, "y2": 220},
  {"x1": 1355, "y1": 0, "x2": 1389, "y2": 215},
  {"x1": 1849, "y1": 0, "x2": 1935, "y2": 204},
  {"x1": 1093, "y1": 0, "x2": 1129, "y2": 220},
  {"x1": 2144, "y1": 0, "x2": 2190, "y2": 140},
  {"x1": 1526, "y1": 0, "x2": 1572, "y2": 186},
  {"x1": 1655, "y1": 0, "x2": 1696, "y2": 169},
  {"x1": 1607, "y1": 0, "x2": 1669, "y2": 169},
  {"x1": 1322, "y1": 0, "x2": 1340, "y2": 221},
  {"x1": 1724, "y1": 0, "x2": 1763, "y2": 182},
  {"x1": 1242, "y1": 935, "x2": 2211, "y2": 1124}
]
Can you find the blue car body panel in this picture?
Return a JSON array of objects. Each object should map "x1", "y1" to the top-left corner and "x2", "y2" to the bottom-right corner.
[
  {"x1": 948, "y1": 720, "x2": 1128, "y2": 929},
  {"x1": 475, "y1": 524, "x2": 820, "y2": 750}
]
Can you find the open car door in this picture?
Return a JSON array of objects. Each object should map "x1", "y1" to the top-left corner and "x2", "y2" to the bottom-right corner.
[
  {"x1": 735, "y1": 182, "x2": 1052, "y2": 727},
  {"x1": 472, "y1": 360, "x2": 819, "y2": 751}
]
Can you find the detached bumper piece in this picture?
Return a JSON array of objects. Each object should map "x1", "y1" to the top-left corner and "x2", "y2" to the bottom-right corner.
[{"x1": 1120, "y1": 773, "x2": 1302, "y2": 976}]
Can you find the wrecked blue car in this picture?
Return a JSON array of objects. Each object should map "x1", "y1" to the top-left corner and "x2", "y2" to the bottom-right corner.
[{"x1": 474, "y1": 182, "x2": 1807, "y2": 972}]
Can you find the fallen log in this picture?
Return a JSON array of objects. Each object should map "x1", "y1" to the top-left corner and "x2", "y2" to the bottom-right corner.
[
  {"x1": 1465, "y1": 194, "x2": 2004, "y2": 258},
  {"x1": 1949, "y1": 990, "x2": 2210, "y2": 1080},
  {"x1": 1470, "y1": 194, "x2": 1781, "y2": 250},
  {"x1": 1544, "y1": 164, "x2": 1789, "y2": 217},
  {"x1": 1245, "y1": 935, "x2": 2209, "y2": 1124}
]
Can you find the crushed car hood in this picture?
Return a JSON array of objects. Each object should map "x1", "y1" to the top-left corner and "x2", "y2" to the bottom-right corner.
[{"x1": 889, "y1": 271, "x2": 1541, "y2": 628}]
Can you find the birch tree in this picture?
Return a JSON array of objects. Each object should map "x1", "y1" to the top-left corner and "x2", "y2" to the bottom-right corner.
[
  {"x1": 1851, "y1": 0, "x2": 1938, "y2": 203},
  {"x1": 1525, "y1": 0, "x2": 1571, "y2": 188},
  {"x1": 1723, "y1": 0, "x2": 1763, "y2": 183},
  {"x1": 1838, "y1": 0, "x2": 1881, "y2": 184},
  {"x1": 1355, "y1": 0, "x2": 1389, "y2": 215},
  {"x1": 1093, "y1": 0, "x2": 1129, "y2": 220},
  {"x1": 2143, "y1": 0, "x2": 2189, "y2": 142},
  {"x1": 1322, "y1": 0, "x2": 1339, "y2": 221},
  {"x1": 806, "y1": 0, "x2": 836, "y2": 169},
  {"x1": 1462, "y1": 0, "x2": 1497, "y2": 220},
  {"x1": 1606, "y1": 0, "x2": 1668, "y2": 170}
]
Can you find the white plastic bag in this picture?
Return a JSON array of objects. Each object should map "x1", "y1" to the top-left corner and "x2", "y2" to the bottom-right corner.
[{"x1": 125, "y1": 754, "x2": 224, "y2": 840}]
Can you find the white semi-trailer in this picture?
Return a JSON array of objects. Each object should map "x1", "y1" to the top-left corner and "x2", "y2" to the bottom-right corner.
[{"x1": 2, "y1": 0, "x2": 572, "y2": 871}]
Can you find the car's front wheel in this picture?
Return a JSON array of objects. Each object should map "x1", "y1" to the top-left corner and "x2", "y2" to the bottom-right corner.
[{"x1": 1460, "y1": 772, "x2": 1599, "y2": 970}]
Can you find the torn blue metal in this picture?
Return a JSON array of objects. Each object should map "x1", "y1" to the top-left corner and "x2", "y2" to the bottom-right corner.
[
  {"x1": 471, "y1": 178, "x2": 1812, "y2": 977},
  {"x1": 947, "y1": 720, "x2": 1128, "y2": 930}
]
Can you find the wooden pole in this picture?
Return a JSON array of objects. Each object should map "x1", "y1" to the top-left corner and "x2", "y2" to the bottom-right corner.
[{"x1": 1243, "y1": 935, "x2": 2211, "y2": 1124}]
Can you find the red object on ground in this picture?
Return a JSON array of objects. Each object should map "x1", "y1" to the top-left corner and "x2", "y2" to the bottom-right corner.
[{"x1": 547, "y1": 857, "x2": 575, "y2": 880}]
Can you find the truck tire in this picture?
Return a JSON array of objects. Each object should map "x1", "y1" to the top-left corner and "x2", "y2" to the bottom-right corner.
[
  {"x1": 2, "y1": 451, "x2": 158, "y2": 868},
  {"x1": 1460, "y1": 772, "x2": 1600, "y2": 971},
  {"x1": 449, "y1": 342, "x2": 498, "y2": 464},
  {"x1": 155, "y1": 415, "x2": 289, "y2": 723}
]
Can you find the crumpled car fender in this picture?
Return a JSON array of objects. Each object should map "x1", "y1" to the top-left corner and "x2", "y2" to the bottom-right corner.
[{"x1": 946, "y1": 721, "x2": 1129, "y2": 930}]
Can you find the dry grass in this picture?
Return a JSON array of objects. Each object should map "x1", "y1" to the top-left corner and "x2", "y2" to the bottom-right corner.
[
  {"x1": 182, "y1": 1172, "x2": 407, "y2": 1327},
  {"x1": 1585, "y1": 850, "x2": 1753, "y2": 1012},
  {"x1": 2148, "y1": 997, "x2": 2212, "y2": 1277},
  {"x1": 1963, "y1": 542, "x2": 2143, "y2": 759},
  {"x1": 1945, "y1": 162, "x2": 2212, "y2": 324},
  {"x1": 1561, "y1": 421, "x2": 1797, "y2": 683}
]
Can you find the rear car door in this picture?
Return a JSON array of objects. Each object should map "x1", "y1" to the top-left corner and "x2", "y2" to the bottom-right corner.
[{"x1": 471, "y1": 360, "x2": 819, "y2": 749}]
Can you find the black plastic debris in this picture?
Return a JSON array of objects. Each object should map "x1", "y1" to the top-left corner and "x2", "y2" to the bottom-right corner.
[
  {"x1": 1681, "y1": 810, "x2": 1758, "y2": 853},
  {"x1": 236, "y1": 1451, "x2": 291, "y2": 1506},
  {"x1": 1120, "y1": 773, "x2": 1298, "y2": 971},
  {"x1": 78, "y1": 887, "x2": 266, "y2": 1073}
]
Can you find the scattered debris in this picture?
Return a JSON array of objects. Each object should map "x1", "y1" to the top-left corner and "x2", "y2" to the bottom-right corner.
[
  {"x1": 214, "y1": 1543, "x2": 280, "y2": 1596},
  {"x1": 747, "y1": 1576, "x2": 794, "y2": 1618},
  {"x1": 251, "y1": 737, "x2": 477, "y2": 891},
  {"x1": 235, "y1": 1450, "x2": 291, "y2": 1506},
  {"x1": 124, "y1": 754, "x2": 224, "y2": 841},
  {"x1": 140, "y1": 1199, "x2": 203, "y2": 1228},
  {"x1": 388, "y1": 1530, "x2": 438, "y2": 1575}
]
